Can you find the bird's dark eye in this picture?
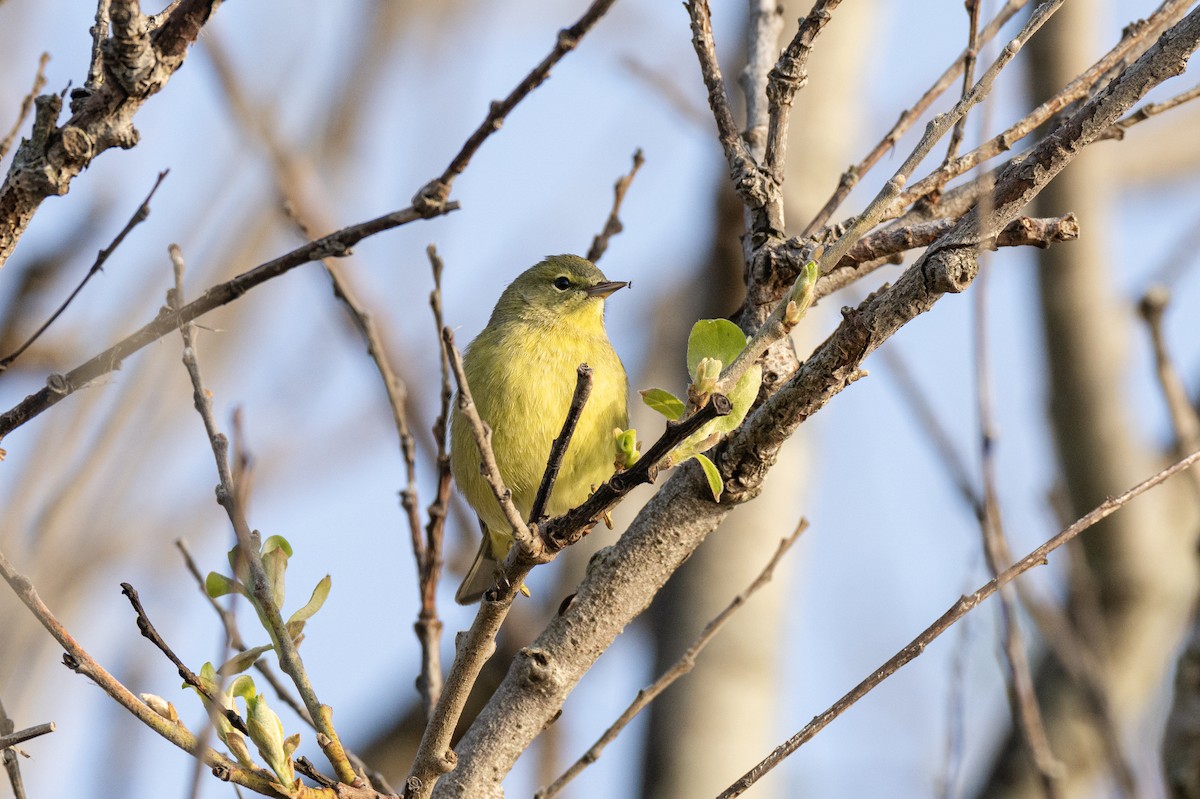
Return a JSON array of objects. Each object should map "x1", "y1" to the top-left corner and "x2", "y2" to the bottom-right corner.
[{"x1": 553, "y1": 276, "x2": 572, "y2": 290}]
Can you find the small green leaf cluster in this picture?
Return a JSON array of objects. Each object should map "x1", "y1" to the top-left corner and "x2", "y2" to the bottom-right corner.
[
  {"x1": 187, "y1": 666, "x2": 301, "y2": 795},
  {"x1": 640, "y1": 319, "x2": 763, "y2": 501},
  {"x1": 206, "y1": 535, "x2": 332, "y2": 644}
]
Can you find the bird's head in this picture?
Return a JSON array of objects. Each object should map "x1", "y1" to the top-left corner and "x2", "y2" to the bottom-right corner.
[{"x1": 491, "y1": 254, "x2": 628, "y2": 329}]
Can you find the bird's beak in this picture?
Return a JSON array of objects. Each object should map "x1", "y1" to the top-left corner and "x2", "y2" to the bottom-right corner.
[{"x1": 587, "y1": 280, "x2": 629, "y2": 298}]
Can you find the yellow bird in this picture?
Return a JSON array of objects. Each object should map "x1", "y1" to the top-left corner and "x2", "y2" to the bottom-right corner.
[{"x1": 450, "y1": 255, "x2": 629, "y2": 604}]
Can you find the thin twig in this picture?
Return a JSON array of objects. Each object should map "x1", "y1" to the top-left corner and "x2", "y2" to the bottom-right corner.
[
  {"x1": 814, "y1": 213, "x2": 1079, "y2": 301},
  {"x1": 1139, "y1": 287, "x2": 1200, "y2": 500},
  {"x1": 529, "y1": 366, "x2": 594, "y2": 525},
  {"x1": 119, "y1": 582, "x2": 250, "y2": 735},
  {"x1": 944, "y1": 0, "x2": 982, "y2": 163},
  {"x1": 413, "y1": 0, "x2": 620, "y2": 213},
  {"x1": 586, "y1": 149, "x2": 645, "y2": 264},
  {"x1": 0, "y1": 199, "x2": 456, "y2": 440},
  {"x1": 171, "y1": 244, "x2": 358, "y2": 785},
  {"x1": 888, "y1": 0, "x2": 1191, "y2": 221},
  {"x1": 763, "y1": 0, "x2": 842, "y2": 184},
  {"x1": 416, "y1": 245, "x2": 453, "y2": 721},
  {"x1": 538, "y1": 518, "x2": 808, "y2": 799},
  {"x1": 0, "y1": 170, "x2": 169, "y2": 373},
  {"x1": 1099, "y1": 82, "x2": 1200, "y2": 140},
  {"x1": 0, "y1": 695, "x2": 27, "y2": 799},
  {"x1": 716, "y1": 447, "x2": 1200, "y2": 798},
  {"x1": 0, "y1": 723, "x2": 56, "y2": 752},
  {"x1": 801, "y1": 0, "x2": 1030, "y2": 237},
  {"x1": 973, "y1": 253, "x2": 1063, "y2": 796},
  {"x1": 443, "y1": 328, "x2": 534, "y2": 552},
  {"x1": 0, "y1": 52, "x2": 50, "y2": 163},
  {"x1": 685, "y1": 0, "x2": 763, "y2": 226}
]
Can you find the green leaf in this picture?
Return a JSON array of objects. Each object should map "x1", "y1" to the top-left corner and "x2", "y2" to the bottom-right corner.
[
  {"x1": 218, "y1": 645, "x2": 275, "y2": 677},
  {"x1": 693, "y1": 453, "x2": 723, "y2": 502},
  {"x1": 640, "y1": 388, "x2": 685, "y2": 420},
  {"x1": 205, "y1": 571, "x2": 241, "y2": 599},
  {"x1": 261, "y1": 537, "x2": 292, "y2": 610},
  {"x1": 286, "y1": 575, "x2": 331, "y2": 633},
  {"x1": 687, "y1": 319, "x2": 747, "y2": 381},
  {"x1": 229, "y1": 674, "x2": 257, "y2": 701}
]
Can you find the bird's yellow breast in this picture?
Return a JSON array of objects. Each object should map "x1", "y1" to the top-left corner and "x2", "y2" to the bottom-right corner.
[{"x1": 450, "y1": 312, "x2": 628, "y2": 539}]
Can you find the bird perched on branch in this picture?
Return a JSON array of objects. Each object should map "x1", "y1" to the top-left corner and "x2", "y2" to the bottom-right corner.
[{"x1": 451, "y1": 254, "x2": 629, "y2": 604}]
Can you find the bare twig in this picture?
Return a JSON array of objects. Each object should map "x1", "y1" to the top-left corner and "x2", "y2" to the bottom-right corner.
[
  {"x1": 119, "y1": 582, "x2": 249, "y2": 735},
  {"x1": 740, "y1": 0, "x2": 785, "y2": 160},
  {"x1": 973, "y1": 257, "x2": 1063, "y2": 796},
  {"x1": 413, "y1": 0, "x2": 619, "y2": 214},
  {"x1": 414, "y1": 245, "x2": 453, "y2": 721},
  {"x1": 814, "y1": 213, "x2": 1079, "y2": 300},
  {"x1": 1139, "y1": 287, "x2": 1200, "y2": 500},
  {"x1": 529, "y1": 366, "x2": 594, "y2": 525},
  {"x1": 0, "y1": 170, "x2": 168, "y2": 373},
  {"x1": 944, "y1": 0, "x2": 983, "y2": 163},
  {"x1": 0, "y1": 695, "x2": 27, "y2": 799},
  {"x1": 763, "y1": 0, "x2": 842, "y2": 185},
  {"x1": 538, "y1": 518, "x2": 808, "y2": 799},
  {"x1": 0, "y1": 722, "x2": 56, "y2": 752},
  {"x1": 1099, "y1": 82, "x2": 1200, "y2": 140},
  {"x1": 1, "y1": 0, "x2": 223, "y2": 268},
  {"x1": 889, "y1": 0, "x2": 1191, "y2": 220},
  {"x1": 801, "y1": 0, "x2": 1030, "y2": 236},
  {"x1": 586, "y1": 149, "x2": 645, "y2": 264},
  {"x1": 685, "y1": 0, "x2": 762, "y2": 222},
  {"x1": 0, "y1": 200, "x2": 455, "y2": 440},
  {"x1": 717, "y1": 448, "x2": 1200, "y2": 798},
  {"x1": 442, "y1": 328, "x2": 534, "y2": 551},
  {"x1": 0, "y1": 52, "x2": 50, "y2": 163}
]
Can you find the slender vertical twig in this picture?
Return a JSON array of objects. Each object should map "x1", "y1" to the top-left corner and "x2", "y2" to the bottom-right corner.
[
  {"x1": 0, "y1": 52, "x2": 50, "y2": 163},
  {"x1": 944, "y1": 0, "x2": 982, "y2": 163},
  {"x1": 974, "y1": 253, "x2": 1063, "y2": 797},
  {"x1": 586, "y1": 149, "x2": 645, "y2": 264}
]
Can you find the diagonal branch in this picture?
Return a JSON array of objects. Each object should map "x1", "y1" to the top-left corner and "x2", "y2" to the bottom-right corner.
[{"x1": 717, "y1": 447, "x2": 1200, "y2": 798}]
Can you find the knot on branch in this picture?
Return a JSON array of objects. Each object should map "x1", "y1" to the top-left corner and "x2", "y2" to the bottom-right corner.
[
  {"x1": 412, "y1": 179, "x2": 452, "y2": 217},
  {"x1": 923, "y1": 245, "x2": 979, "y2": 295},
  {"x1": 58, "y1": 126, "x2": 95, "y2": 163},
  {"x1": 766, "y1": 58, "x2": 805, "y2": 105},
  {"x1": 106, "y1": 2, "x2": 159, "y2": 95}
]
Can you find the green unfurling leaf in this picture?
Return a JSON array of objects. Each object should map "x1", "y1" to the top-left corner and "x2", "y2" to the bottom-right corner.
[
  {"x1": 693, "y1": 453, "x2": 723, "y2": 501},
  {"x1": 640, "y1": 388, "x2": 685, "y2": 420},
  {"x1": 686, "y1": 319, "x2": 747, "y2": 381}
]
